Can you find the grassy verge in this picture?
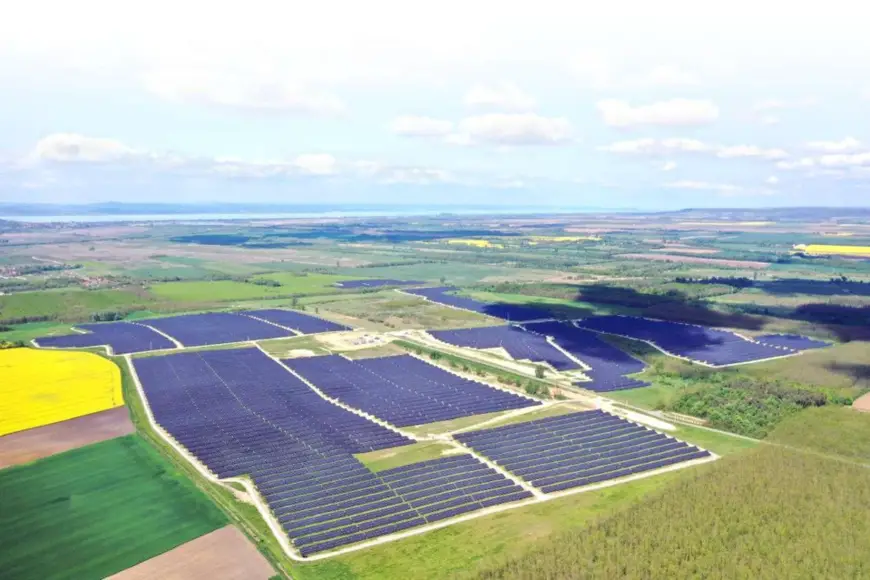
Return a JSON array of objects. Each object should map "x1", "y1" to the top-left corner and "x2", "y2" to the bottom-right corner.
[
  {"x1": 356, "y1": 442, "x2": 461, "y2": 472},
  {"x1": 392, "y1": 339, "x2": 556, "y2": 400}
]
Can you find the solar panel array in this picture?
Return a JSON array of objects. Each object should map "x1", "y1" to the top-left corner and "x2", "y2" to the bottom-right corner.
[
  {"x1": 140, "y1": 312, "x2": 294, "y2": 347},
  {"x1": 576, "y1": 315, "x2": 790, "y2": 366},
  {"x1": 285, "y1": 354, "x2": 539, "y2": 427},
  {"x1": 336, "y1": 279, "x2": 423, "y2": 288},
  {"x1": 34, "y1": 322, "x2": 176, "y2": 354},
  {"x1": 135, "y1": 348, "x2": 530, "y2": 555},
  {"x1": 456, "y1": 410, "x2": 711, "y2": 494},
  {"x1": 242, "y1": 309, "x2": 351, "y2": 334},
  {"x1": 429, "y1": 325, "x2": 581, "y2": 371},
  {"x1": 524, "y1": 322, "x2": 650, "y2": 392},
  {"x1": 756, "y1": 334, "x2": 830, "y2": 351},
  {"x1": 406, "y1": 286, "x2": 553, "y2": 322}
]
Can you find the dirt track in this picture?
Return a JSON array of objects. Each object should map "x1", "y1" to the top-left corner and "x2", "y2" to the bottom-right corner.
[
  {"x1": 107, "y1": 526, "x2": 274, "y2": 580},
  {"x1": 0, "y1": 407, "x2": 133, "y2": 469},
  {"x1": 852, "y1": 393, "x2": 870, "y2": 413}
]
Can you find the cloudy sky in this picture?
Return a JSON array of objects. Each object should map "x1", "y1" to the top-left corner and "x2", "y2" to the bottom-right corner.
[{"x1": 2, "y1": 0, "x2": 870, "y2": 209}]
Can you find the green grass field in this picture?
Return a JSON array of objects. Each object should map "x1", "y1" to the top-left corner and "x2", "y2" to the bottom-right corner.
[
  {"x1": 768, "y1": 406, "x2": 870, "y2": 463},
  {"x1": 251, "y1": 273, "x2": 355, "y2": 293},
  {"x1": 356, "y1": 442, "x2": 461, "y2": 472},
  {"x1": 149, "y1": 280, "x2": 293, "y2": 301},
  {"x1": 0, "y1": 435, "x2": 227, "y2": 580},
  {"x1": 0, "y1": 288, "x2": 153, "y2": 323}
]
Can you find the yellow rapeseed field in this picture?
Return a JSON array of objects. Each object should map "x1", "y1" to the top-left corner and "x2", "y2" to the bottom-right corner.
[
  {"x1": 445, "y1": 238, "x2": 504, "y2": 249},
  {"x1": 527, "y1": 235, "x2": 602, "y2": 242},
  {"x1": 0, "y1": 348, "x2": 122, "y2": 436},
  {"x1": 793, "y1": 244, "x2": 870, "y2": 257}
]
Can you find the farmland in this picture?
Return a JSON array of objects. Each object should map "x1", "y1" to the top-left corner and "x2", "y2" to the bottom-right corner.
[
  {"x1": 3, "y1": 208, "x2": 870, "y2": 579},
  {"x1": 0, "y1": 349, "x2": 122, "y2": 436},
  {"x1": 0, "y1": 435, "x2": 227, "y2": 580}
]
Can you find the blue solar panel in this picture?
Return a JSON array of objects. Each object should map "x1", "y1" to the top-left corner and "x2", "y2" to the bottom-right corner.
[
  {"x1": 140, "y1": 312, "x2": 294, "y2": 346},
  {"x1": 756, "y1": 334, "x2": 830, "y2": 350},
  {"x1": 430, "y1": 325, "x2": 581, "y2": 370},
  {"x1": 34, "y1": 321, "x2": 176, "y2": 354},
  {"x1": 241, "y1": 308, "x2": 350, "y2": 334},
  {"x1": 457, "y1": 410, "x2": 709, "y2": 494},
  {"x1": 575, "y1": 315, "x2": 797, "y2": 366},
  {"x1": 285, "y1": 354, "x2": 538, "y2": 427},
  {"x1": 405, "y1": 286, "x2": 553, "y2": 321}
]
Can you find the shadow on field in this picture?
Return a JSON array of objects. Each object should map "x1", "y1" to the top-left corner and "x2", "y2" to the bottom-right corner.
[{"x1": 826, "y1": 363, "x2": 870, "y2": 383}]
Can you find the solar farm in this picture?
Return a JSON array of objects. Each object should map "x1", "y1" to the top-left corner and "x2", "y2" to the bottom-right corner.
[
  {"x1": 32, "y1": 309, "x2": 351, "y2": 354},
  {"x1": 20, "y1": 293, "x2": 836, "y2": 563},
  {"x1": 574, "y1": 315, "x2": 815, "y2": 367}
]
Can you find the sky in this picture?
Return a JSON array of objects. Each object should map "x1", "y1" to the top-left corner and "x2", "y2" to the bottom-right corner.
[{"x1": 2, "y1": 0, "x2": 870, "y2": 210}]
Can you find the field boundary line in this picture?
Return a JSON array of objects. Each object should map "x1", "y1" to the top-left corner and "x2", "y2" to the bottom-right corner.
[
  {"x1": 122, "y1": 354, "x2": 304, "y2": 563},
  {"x1": 132, "y1": 322, "x2": 186, "y2": 348}
]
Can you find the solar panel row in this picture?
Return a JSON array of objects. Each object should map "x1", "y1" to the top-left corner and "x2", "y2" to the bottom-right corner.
[
  {"x1": 430, "y1": 325, "x2": 581, "y2": 371},
  {"x1": 285, "y1": 354, "x2": 539, "y2": 427},
  {"x1": 575, "y1": 315, "x2": 793, "y2": 366},
  {"x1": 135, "y1": 348, "x2": 532, "y2": 556},
  {"x1": 456, "y1": 410, "x2": 711, "y2": 494},
  {"x1": 524, "y1": 321, "x2": 651, "y2": 392},
  {"x1": 34, "y1": 321, "x2": 176, "y2": 354},
  {"x1": 405, "y1": 286, "x2": 553, "y2": 321},
  {"x1": 139, "y1": 312, "x2": 294, "y2": 346},
  {"x1": 756, "y1": 333, "x2": 830, "y2": 351},
  {"x1": 241, "y1": 308, "x2": 351, "y2": 334}
]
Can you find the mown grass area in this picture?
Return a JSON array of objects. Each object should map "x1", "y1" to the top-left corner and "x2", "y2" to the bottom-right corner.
[
  {"x1": 768, "y1": 405, "x2": 870, "y2": 463},
  {"x1": 472, "y1": 445, "x2": 870, "y2": 579},
  {"x1": 257, "y1": 335, "x2": 330, "y2": 357},
  {"x1": 356, "y1": 441, "x2": 461, "y2": 472},
  {"x1": 0, "y1": 435, "x2": 227, "y2": 580},
  {"x1": 250, "y1": 272, "x2": 355, "y2": 293},
  {"x1": 149, "y1": 280, "x2": 294, "y2": 301},
  {"x1": 667, "y1": 423, "x2": 758, "y2": 456},
  {"x1": 309, "y1": 292, "x2": 497, "y2": 331},
  {"x1": 403, "y1": 410, "x2": 516, "y2": 437},
  {"x1": 0, "y1": 320, "x2": 74, "y2": 343}
]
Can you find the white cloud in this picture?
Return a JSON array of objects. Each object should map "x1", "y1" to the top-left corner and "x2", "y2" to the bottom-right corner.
[
  {"x1": 599, "y1": 138, "x2": 711, "y2": 154},
  {"x1": 30, "y1": 133, "x2": 137, "y2": 163},
  {"x1": 817, "y1": 152, "x2": 870, "y2": 168},
  {"x1": 293, "y1": 154, "x2": 337, "y2": 175},
  {"x1": 453, "y1": 113, "x2": 573, "y2": 146},
  {"x1": 570, "y1": 52, "x2": 612, "y2": 89},
  {"x1": 643, "y1": 65, "x2": 697, "y2": 86},
  {"x1": 661, "y1": 161, "x2": 677, "y2": 171},
  {"x1": 390, "y1": 115, "x2": 454, "y2": 137},
  {"x1": 776, "y1": 158, "x2": 815, "y2": 170},
  {"x1": 597, "y1": 99, "x2": 719, "y2": 127},
  {"x1": 805, "y1": 137, "x2": 862, "y2": 153},
  {"x1": 142, "y1": 68, "x2": 346, "y2": 116},
  {"x1": 716, "y1": 145, "x2": 788, "y2": 160},
  {"x1": 665, "y1": 180, "x2": 742, "y2": 194},
  {"x1": 752, "y1": 97, "x2": 817, "y2": 112},
  {"x1": 760, "y1": 115, "x2": 780, "y2": 126},
  {"x1": 464, "y1": 83, "x2": 536, "y2": 111},
  {"x1": 766, "y1": 175, "x2": 780, "y2": 185},
  {"x1": 380, "y1": 167, "x2": 453, "y2": 185}
]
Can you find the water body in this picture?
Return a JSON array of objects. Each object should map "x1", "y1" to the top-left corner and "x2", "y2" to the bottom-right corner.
[{"x1": 3, "y1": 207, "x2": 630, "y2": 223}]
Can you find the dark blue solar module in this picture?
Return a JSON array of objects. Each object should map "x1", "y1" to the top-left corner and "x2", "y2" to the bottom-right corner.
[
  {"x1": 241, "y1": 309, "x2": 351, "y2": 334},
  {"x1": 335, "y1": 279, "x2": 424, "y2": 288},
  {"x1": 135, "y1": 348, "x2": 529, "y2": 555},
  {"x1": 139, "y1": 312, "x2": 294, "y2": 347},
  {"x1": 405, "y1": 286, "x2": 553, "y2": 321},
  {"x1": 284, "y1": 354, "x2": 539, "y2": 427},
  {"x1": 756, "y1": 334, "x2": 830, "y2": 351},
  {"x1": 429, "y1": 325, "x2": 581, "y2": 371},
  {"x1": 524, "y1": 321, "x2": 650, "y2": 392},
  {"x1": 455, "y1": 410, "x2": 711, "y2": 494},
  {"x1": 576, "y1": 315, "x2": 792, "y2": 366},
  {"x1": 34, "y1": 322, "x2": 176, "y2": 354}
]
